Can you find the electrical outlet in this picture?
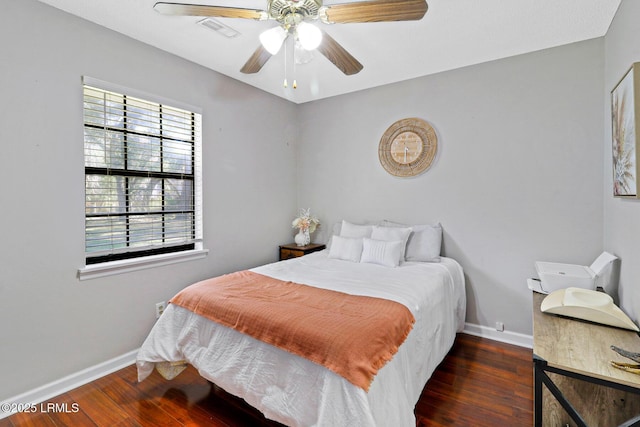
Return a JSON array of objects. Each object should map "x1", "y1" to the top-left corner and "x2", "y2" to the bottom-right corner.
[
  {"x1": 495, "y1": 321, "x2": 504, "y2": 332},
  {"x1": 155, "y1": 301, "x2": 167, "y2": 319}
]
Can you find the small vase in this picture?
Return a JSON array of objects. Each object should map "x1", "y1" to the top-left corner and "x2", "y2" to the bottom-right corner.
[{"x1": 294, "y1": 229, "x2": 310, "y2": 247}]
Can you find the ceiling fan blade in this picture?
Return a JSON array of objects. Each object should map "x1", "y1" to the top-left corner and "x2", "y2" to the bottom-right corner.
[
  {"x1": 154, "y1": 2, "x2": 266, "y2": 20},
  {"x1": 316, "y1": 31, "x2": 363, "y2": 76},
  {"x1": 240, "y1": 45, "x2": 273, "y2": 74},
  {"x1": 323, "y1": 0, "x2": 427, "y2": 23}
]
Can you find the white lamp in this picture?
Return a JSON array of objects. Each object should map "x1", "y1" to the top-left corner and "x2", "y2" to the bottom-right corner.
[
  {"x1": 259, "y1": 26, "x2": 287, "y2": 55},
  {"x1": 296, "y1": 22, "x2": 322, "y2": 51}
]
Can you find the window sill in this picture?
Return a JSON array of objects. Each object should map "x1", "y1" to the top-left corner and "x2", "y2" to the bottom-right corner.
[{"x1": 78, "y1": 248, "x2": 209, "y2": 281}]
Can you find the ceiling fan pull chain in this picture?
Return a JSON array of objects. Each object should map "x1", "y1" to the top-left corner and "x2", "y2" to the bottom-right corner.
[
  {"x1": 283, "y1": 37, "x2": 288, "y2": 88},
  {"x1": 293, "y1": 39, "x2": 297, "y2": 89}
]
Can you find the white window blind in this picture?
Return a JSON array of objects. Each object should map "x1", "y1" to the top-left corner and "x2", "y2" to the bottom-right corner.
[{"x1": 83, "y1": 83, "x2": 202, "y2": 264}]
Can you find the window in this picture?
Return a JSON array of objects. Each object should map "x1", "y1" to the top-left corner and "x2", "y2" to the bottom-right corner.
[{"x1": 83, "y1": 81, "x2": 202, "y2": 266}]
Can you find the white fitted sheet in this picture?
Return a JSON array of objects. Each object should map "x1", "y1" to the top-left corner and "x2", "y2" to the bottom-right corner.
[{"x1": 137, "y1": 251, "x2": 465, "y2": 427}]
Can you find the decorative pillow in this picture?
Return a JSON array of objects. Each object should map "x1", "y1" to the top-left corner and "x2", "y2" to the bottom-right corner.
[
  {"x1": 328, "y1": 235, "x2": 364, "y2": 263},
  {"x1": 381, "y1": 220, "x2": 442, "y2": 262},
  {"x1": 360, "y1": 238, "x2": 404, "y2": 267},
  {"x1": 340, "y1": 220, "x2": 374, "y2": 239},
  {"x1": 370, "y1": 225, "x2": 412, "y2": 261}
]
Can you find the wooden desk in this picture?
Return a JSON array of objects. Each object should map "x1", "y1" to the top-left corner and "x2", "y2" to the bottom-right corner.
[{"x1": 532, "y1": 291, "x2": 640, "y2": 426}]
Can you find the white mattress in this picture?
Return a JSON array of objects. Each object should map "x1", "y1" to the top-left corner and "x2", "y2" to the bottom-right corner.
[{"x1": 137, "y1": 251, "x2": 465, "y2": 427}]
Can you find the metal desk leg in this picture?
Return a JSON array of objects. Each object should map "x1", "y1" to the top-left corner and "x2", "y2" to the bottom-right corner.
[
  {"x1": 534, "y1": 355, "x2": 543, "y2": 427},
  {"x1": 534, "y1": 354, "x2": 588, "y2": 427}
]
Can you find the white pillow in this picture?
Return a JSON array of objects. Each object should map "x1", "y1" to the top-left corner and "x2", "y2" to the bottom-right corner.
[
  {"x1": 381, "y1": 220, "x2": 442, "y2": 262},
  {"x1": 328, "y1": 235, "x2": 364, "y2": 263},
  {"x1": 370, "y1": 225, "x2": 412, "y2": 261},
  {"x1": 325, "y1": 221, "x2": 343, "y2": 249},
  {"x1": 360, "y1": 238, "x2": 404, "y2": 267},
  {"x1": 407, "y1": 224, "x2": 442, "y2": 262},
  {"x1": 340, "y1": 220, "x2": 374, "y2": 238}
]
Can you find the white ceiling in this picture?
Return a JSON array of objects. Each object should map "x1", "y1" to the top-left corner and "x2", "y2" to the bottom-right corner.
[{"x1": 38, "y1": 0, "x2": 620, "y2": 104}]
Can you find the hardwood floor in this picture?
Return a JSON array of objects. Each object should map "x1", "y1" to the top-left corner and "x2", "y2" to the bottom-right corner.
[
  {"x1": 0, "y1": 334, "x2": 533, "y2": 426},
  {"x1": 416, "y1": 334, "x2": 533, "y2": 426}
]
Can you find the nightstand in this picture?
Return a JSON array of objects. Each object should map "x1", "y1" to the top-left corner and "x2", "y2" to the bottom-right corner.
[{"x1": 279, "y1": 243, "x2": 326, "y2": 261}]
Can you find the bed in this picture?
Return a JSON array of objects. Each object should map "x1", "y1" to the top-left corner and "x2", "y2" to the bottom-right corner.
[{"x1": 137, "y1": 222, "x2": 466, "y2": 427}]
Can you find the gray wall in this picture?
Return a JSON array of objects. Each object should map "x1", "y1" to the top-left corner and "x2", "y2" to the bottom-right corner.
[
  {"x1": 0, "y1": 0, "x2": 297, "y2": 400},
  {"x1": 4, "y1": 0, "x2": 634, "y2": 404},
  {"x1": 604, "y1": 0, "x2": 640, "y2": 323},
  {"x1": 297, "y1": 39, "x2": 605, "y2": 336}
]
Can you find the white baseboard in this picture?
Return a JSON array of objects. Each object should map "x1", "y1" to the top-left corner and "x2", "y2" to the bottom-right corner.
[
  {"x1": 463, "y1": 323, "x2": 533, "y2": 349},
  {"x1": 0, "y1": 349, "x2": 138, "y2": 420},
  {"x1": 0, "y1": 325, "x2": 531, "y2": 420}
]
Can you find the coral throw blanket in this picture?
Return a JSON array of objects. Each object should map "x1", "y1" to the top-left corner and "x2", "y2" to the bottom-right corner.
[{"x1": 170, "y1": 270, "x2": 415, "y2": 391}]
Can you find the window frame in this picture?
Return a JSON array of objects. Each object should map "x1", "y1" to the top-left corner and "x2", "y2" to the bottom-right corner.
[{"x1": 78, "y1": 77, "x2": 207, "y2": 280}]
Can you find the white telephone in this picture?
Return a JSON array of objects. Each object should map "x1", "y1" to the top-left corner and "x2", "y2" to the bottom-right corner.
[{"x1": 541, "y1": 287, "x2": 639, "y2": 332}]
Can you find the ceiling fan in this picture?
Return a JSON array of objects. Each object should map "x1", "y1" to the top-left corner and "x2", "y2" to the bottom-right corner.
[{"x1": 154, "y1": 0, "x2": 428, "y2": 76}]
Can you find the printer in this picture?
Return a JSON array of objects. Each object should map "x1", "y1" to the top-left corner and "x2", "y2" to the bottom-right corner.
[{"x1": 534, "y1": 252, "x2": 618, "y2": 294}]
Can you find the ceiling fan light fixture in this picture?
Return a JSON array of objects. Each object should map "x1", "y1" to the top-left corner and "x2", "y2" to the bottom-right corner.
[
  {"x1": 296, "y1": 22, "x2": 322, "y2": 51},
  {"x1": 157, "y1": 0, "x2": 427, "y2": 76},
  {"x1": 259, "y1": 26, "x2": 287, "y2": 55}
]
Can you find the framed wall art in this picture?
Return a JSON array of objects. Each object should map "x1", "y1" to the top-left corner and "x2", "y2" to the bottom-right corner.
[{"x1": 611, "y1": 62, "x2": 640, "y2": 198}]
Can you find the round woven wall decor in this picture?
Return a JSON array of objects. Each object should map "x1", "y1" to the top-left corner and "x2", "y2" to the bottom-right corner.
[{"x1": 378, "y1": 118, "x2": 437, "y2": 177}]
